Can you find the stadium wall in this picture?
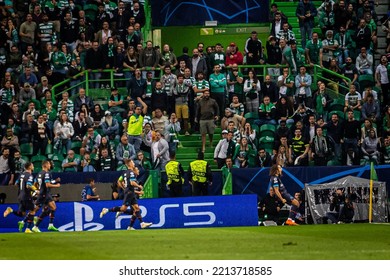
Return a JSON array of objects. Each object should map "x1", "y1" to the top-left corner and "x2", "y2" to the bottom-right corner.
[{"x1": 0, "y1": 194, "x2": 258, "y2": 232}]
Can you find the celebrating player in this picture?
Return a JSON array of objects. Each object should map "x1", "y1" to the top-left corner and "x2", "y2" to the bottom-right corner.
[
  {"x1": 100, "y1": 159, "x2": 152, "y2": 230},
  {"x1": 269, "y1": 164, "x2": 300, "y2": 226},
  {"x1": 30, "y1": 160, "x2": 61, "y2": 232},
  {"x1": 3, "y1": 162, "x2": 36, "y2": 233}
]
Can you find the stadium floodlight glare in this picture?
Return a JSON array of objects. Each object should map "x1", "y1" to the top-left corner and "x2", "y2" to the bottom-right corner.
[{"x1": 205, "y1": 20, "x2": 218, "y2": 27}]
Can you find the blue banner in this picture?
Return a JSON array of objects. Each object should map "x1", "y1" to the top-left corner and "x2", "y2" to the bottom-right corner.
[
  {"x1": 151, "y1": 0, "x2": 269, "y2": 26},
  {"x1": 0, "y1": 195, "x2": 258, "y2": 233}
]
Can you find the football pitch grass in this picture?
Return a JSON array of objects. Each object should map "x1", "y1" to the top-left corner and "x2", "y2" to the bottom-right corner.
[{"x1": 1, "y1": 224, "x2": 389, "y2": 260}]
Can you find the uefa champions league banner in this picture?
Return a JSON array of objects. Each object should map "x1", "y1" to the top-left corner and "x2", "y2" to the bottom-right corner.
[
  {"x1": 0, "y1": 195, "x2": 258, "y2": 233},
  {"x1": 150, "y1": 0, "x2": 269, "y2": 26}
]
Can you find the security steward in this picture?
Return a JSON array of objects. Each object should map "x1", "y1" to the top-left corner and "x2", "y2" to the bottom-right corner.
[
  {"x1": 188, "y1": 152, "x2": 213, "y2": 196},
  {"x1": 165, "y1": 152, "x2": 185, "y2": 197}
]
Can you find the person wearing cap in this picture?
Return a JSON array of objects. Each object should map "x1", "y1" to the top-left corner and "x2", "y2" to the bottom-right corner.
[
  {"x1": 321, "y1": 30, "x2": 339, "y2": 69},
  {"x1": 226, "y1": 42, "x2": 243, "y2": 66},
  {"x1": 283, "y1": 40, "x2": 305, "y2": 75},
  {"x1": 295, "y1": 0, "x2": 317, "y2": 49},
  {"x1": 188, "y1": 151, "x2": 212, "y2": 196},
  {"x1": 36, "y1": 76, "x2": 52, "y2": 100}
]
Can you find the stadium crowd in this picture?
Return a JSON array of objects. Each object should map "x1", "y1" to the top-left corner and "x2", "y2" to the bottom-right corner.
[{"x1": 0, "y1": 0, "x2": 390, "y2": 187}]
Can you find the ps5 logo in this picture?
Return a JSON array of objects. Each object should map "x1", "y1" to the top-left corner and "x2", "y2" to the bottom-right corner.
[
  {"x1": 116, "y1": 202, "x2": 217, "y2": 228},
  {"x1": 59, "y1": 202, "x2": 104, "y2": 231}
]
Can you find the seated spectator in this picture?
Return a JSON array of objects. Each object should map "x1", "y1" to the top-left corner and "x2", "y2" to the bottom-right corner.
[
  {"x1": 362, "y1": 93, "x2": 380, "y2": 125},
  {"x1": 362, "y1": 86, "x2": 378, "y2": 101},
  {"x1": 310, "y1": 127, "x2": 331, "y2": 166},
  {"x1": 152, "y1": 108, "x2": 167, "y2": 134},
  {"x1": 221, "y1": 107, "x2": 245, "y2": 131},
  {"x1": 0, "y1": 80, "x2": 16, "y2": 106},
  {"x1": 91, "y1": 104, "x2": 105, "y2": 127},
  {"x1": 22, "y1": 101, "x2": 40, "y2": 122},
  {"x1": 20, "y1": 113, "x2": 37, "y2": 144},
  {"x1": 312, "y1": 82, "x2": 333, "y2": 120},
  {"x1": 233, "y1": 136, "x2": 255, "y2": 168},
  {"x1": 81, "y1": 126, "x2": 102, "y2": 156},
  {"x1": 18, "y1": 66, "x2": 38, "y2": 89},
  {"x1": 356, "y1": 47, "x2": 373, "y2": 75},
  {"x1": 344, "y1": 84, "x2": 362, "y2": 112},
  {"x1": 101, "y1": 111, "x2": 120, "y2": 140},
  {"x1": 81, "y1": 151, "x2": 96, "y2": 172},
  {"x1": 73, "y1": 110, "x2": 89, "y2": 142},
  {"x1": 261, "y1": 75, "x2": 278, "y2": 104},
  {"x1": 275, "y1": 96, "x2": 294, "y2": 126},
  {"x1": 275, "y1": 144, "x2": 291, "y2": 167},
  {"x1": 291, "y1": 128, "x2": 310, "y2": 166},
  {"x1": 255, "y1": 147, "x2": 272, "y2": 168},
  {"x1": 81, "y1": 178, "x2": 100, "y2": 201},
  {"x1": 116, "y1": 134, "x2": 136, "y2": 166},
  {"x1": 74, "y1": 88, "x2": 94, "y2": 113},
  {"x1": 0, "y1": 148, "x2": 15, "y2": 185},
  {"x1": 32, "y1": 115, "x2": 49, "y2": 156},
  {"x1": 62, "y1": 149, "x2": 80, "y2": 172},
  {"x1": 241, "y1": 122, "x2": 257, "y2": 150},
  {"x1": 57, "y1": 92, "x2": 74, "y2": 117},
  {"x1": 54, "y1": 113, "x2": 74, "y2": 154},
  {"x1": 95, "y1": 136, "x2": 116, "y2": 163},
  {"x1": 36, "y1": 76, "x2": 52, "y2": 100},
  {"x1": 108, "y1": 87, "x2": 125, "y2": 115},
  {"x1": 361, "y1": 128, "x2": 381, "y2": 164},
  {"x1": 341, "y1": 57, "x2": 359, "y2": 92},
  {"x1": 255, "y1": 96, "x2": 276, "y2": 126},
  {"x1": 19, "y1": 83, "x2": 36, "y2": 105},
  {"x1": 229, "y1": 95, "x2": 244, "y2": 117},
  {"x1": 1, "y1": 128, "x2": 20, "y2": 155}
]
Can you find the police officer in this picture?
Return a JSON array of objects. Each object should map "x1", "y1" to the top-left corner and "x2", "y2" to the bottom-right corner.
[
  {"x1": 188, "y1": 152, "x2": 213, "y2": 196},
  {"x1": 164, "y1": 152, "x2": 185, "y2": 197}
]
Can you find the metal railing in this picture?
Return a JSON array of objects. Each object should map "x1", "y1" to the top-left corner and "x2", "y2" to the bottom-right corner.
[{"x1": 52, "y1": 64, "x2": 351, "y2": 100}]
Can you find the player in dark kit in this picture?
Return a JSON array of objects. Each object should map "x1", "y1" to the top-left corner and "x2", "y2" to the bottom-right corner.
[
  {"x1": 3, "y1": 162, "x2": 36, "y2": 233},
  {"x1": 100, "y1": 159, "x2": 152, "y2": 230},
  {"x1": 269, "y1": 164, "x2": 300, "y2": 226},
  {"x1": 30, "y1": 160, "x2": 61, "y2": 232}
]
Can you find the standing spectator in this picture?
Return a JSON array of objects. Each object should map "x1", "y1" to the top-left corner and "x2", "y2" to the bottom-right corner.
[
  {"x1": 283, "y1": 41, "x2": 305, "y2": 75},
  {"x1": 214, "y1": 130, "x2": 236, "y2": 169},
  {"x1": 60, "y1": 12, "x2": 78, "y2": 52},
  {"x1": 74, "y1": 88, "x2": 94, "y2": 113},
  {"x1": 123, "y1": 25, "x2": 139, "y2": 50},
  {"x1": 159, "y1": 44, "x2": 178, "y2": 69},
  {"x1": 324, "y1": 113, "x2": 344, "y2": 161},
  {"x1": 209, "y1": 64, "x2": 227, "y2": 117},
  {"x1": 276, "y1": 22, "x2": 296, "y2": 44},
  {"x1": 151, "y1": 131, "x2": 170, "y2": 170},
  {"x1": 295, "y1": 0, "x2": 317, "y2": 48},
  {"x1": 310, "y1": 127, "x2": 331, "y2": 166},
  {"x1": 85, "y1": 41, "x2": 104, "y2": 89},
  {"x1": 261, "y1": 75, "x2": 278, "y2": 104},
  {"x1": 54, "y1": 113, "x2": 74, "y2": 154},
  {"x1": 188, "y1": 48, "x2": 208, "y2": 77},
  {"x1": 81, "y1": 126, "x2": 102, "y2": 156},
  {"x1": 160, "y1": 65, "x2": 177, "y2": 116},
  {"x1": 164, "y1": 113, "x2": 181, "y2": 155},
  {"x1": 375, "y1": 55, "x2": 390, "y2": 106},
  {"x1": 209, "y1": 43, "x2": 226, "y2": 73},
  {"x1": 334, "y1": 25, "x2": 353, "y2": 67},
  {"x1": 0, "y1": 148, "x2": 15, "y2": 185},
  {"x1": 244, "y1": 31, "x2": 263, "y2": 67},
  {"x1": 130, "y1": 1, "x2": 146, "y2": 28},
  {"x1": 266, "y1": 36, "x2": 283, "y2": 78},
  {"x1": 174, "y1": 74, "x2": 190, "y2": 135},
  {"x1": 139, "y1": 41, "x2": 159, "y2": 78},
  {"x1": 270, "y1": 12, "x2": 287, "y2": 38},
  {"x1": 355, "y1": 18, "x2": 372, "y2": 51},
  {"x1": 225, "y1": 42, "x2": 243, "y2": 66},
  {"x1": 196, "y1": 90, "x2": 219, "y2": 153},
  {"x1": 343, "y1": 110, "x2": 361, "y2": 165},
  {"x1": 97, "y1": 147, "x2": 115, "y2": 171},
  {"x1": 321, "y1": 30, "x2": 338, "y2": 69},
  {"x1": 295, "y1": 66, "x2": 312, "y2": 107},
  {"x1": 290, "y1": 128, "x2": 310, "y2": 166},
  {"x1": 19, "y1": 13, "x2": 37, "y2": 54},
  {"x1": 128, "y1": 69, "x2": 146, "y2": 102},
  {"x1": 305, "y1": 32, "x2": 322, "y2": 66},
  {"x1": 341, "y1": 57, "x2": 359, "y2": 92},
  {"x1": 362, "y1": 94, "x2": 380, "y2": 125},
  {"x1": 32, "y1": 115, "x2": 49, "y2": 156},
  {"x1": 256, "y1": 96, "x2": 276, "y2": 126},
  {"x1": 126, "y1": 99, "x2": 148, "y2": 152}
]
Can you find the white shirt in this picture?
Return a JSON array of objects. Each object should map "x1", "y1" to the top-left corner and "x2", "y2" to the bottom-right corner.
[{"x1": 375, "y1": 64, "x2": 389, "y2": 84}]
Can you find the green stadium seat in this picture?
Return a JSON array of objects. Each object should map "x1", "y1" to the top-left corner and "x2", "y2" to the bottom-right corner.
[
  {"x1": 244, "y1": 112, "x2": 258, "y2": 125},
  {"x1": 84, "y1": 4, "x2": 98, "y2": 22},
  {"x1": 45, "y1": 143, "x2": 53, "y2": 155},
  {"x1": 329, "y1": 99, "x2": 345, "y2": 112},
  {"x1": 71, "y1": 141, "x2": 82, "y2": 154},
  {"x1": 31, "y1": 154, "x2": 47, "y2": 165},
  {"x1": 20, "y1": 143, "x2": 33, "y2": 156},
  {"x1": 259, "y1": 124, "x2": 276, "y2": 138},
  {"x1": 358, "y1": 74, "x2": 375, "y2": 90},
  {"x1": 258, "y1": 136, "x2": 274, "y2": 150}
]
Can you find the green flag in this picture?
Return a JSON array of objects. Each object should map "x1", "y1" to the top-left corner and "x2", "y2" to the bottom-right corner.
[{"x1": 370, "y1": 162, "x2": 378, "y2": 181}]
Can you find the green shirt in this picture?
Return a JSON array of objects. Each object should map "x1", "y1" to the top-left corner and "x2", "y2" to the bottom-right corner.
[{"x1": 305, "y1": 40, "x2": 322, "y2": 64}]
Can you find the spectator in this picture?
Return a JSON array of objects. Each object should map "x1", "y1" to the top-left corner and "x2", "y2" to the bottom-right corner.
[
  {"x1": 139, "y1": 41, "x2": 159, "y2": 78},
  {"x1": 361, "y1": 129, "x2": 381, "y2": 164},
  {"x1": 291, "y1": 127, "x2": 310, "y2": 166},
  {"x1": 116, "y1": 134, "x2": 136, "y2": 166},
  {"x1": 375, "y1": 55, "x2": 389, "y2": 106},
  {"x1": 243, "y1": 69, "x2": 261, "y2": 113},
  {"x1": 221, "y1": 108, "x2": 245, "y2": 132},
  {"x1": 54, "y1": 112, "x2": 74, "y2": 154},
  {"x1": 305, "y1": 32, "x2": 322, "y2": 66},
  {"x1": 209, "y1": 43, "x2": 226, "y2": 73},
  {"x1": 174, "y1": 73, "x2": 190, "y2": 135},
  {"x1": 1, "y1": 128, "x2": 20, "y2": 155},
  {"x1": 244, "y1": 31, "x2": 263, "y2": 67},
  {"x1": 334, "y1": 25, "x2": 353, "y2": 67},
  {"x1": 225, "y1": 42, "x2": 243, "y2": 66},
  {"x1": 164, "y1": 112, "x2": 181, "y2": 154},
  {"x1": 73, "y1": 110, "x2": 89, "y2": 142},
  {"x1": 97, "y1": 147, "x2": 115, "y2": 171},
  {"x1": 81, "y1": 126, "x2": 102, "y2": 156},
  {"x1": 32, "y1": 114, "x2": 49, "y2": 156},
  {"x1": 214, "y1": 130, "x2": 236, "y2": 169},
  {"x1": 229, "y1": 95, "x2": 244, "y2": 117},
  {"x1": 310, "y1": 127, "x2": 331, "y2": 166},
  {"x1": 356, "y1": 47, "x2": 373, "y2": 75},
  {"x1": 276, "y1": 22, "x2": 296, "y2": 44},
  {"x1": 0, "y1": 148, "x2": 15, "y2": 185},
  {"x1": 62, "y1": 149, "x2": 80, "y2": 172},
  {"x1": 19, "y1": 13, "x2": 37, "y2": 54},
  {"x1": 262, "y1": 75, "x2": 278, "y2": 104},
  {"x1": 343, "y1": 110, "x2": 361, "y2": 165},
  {"x1": 275, "y1": 96, "x2": 294, "y2": 126},
  {"x1": 20, "y1": 113, "x2": 36, "y2": 144},
  {"x1": 344, "y1": 84, "x2": 362, "y2": 113},
  {"x1": 259, "y1": 187, "x2": 282, "y2": 223},
  {"x1": 295, "y1": 0, "x2": 317, "y2": 48},
  {"x1": 151, "y1": 131, "x2": 170, "y2": 170},
  {"x1": 283, "y1": 40, "x2": 305, "y2": 75},
  {"x1": 256, "y1": 96, "x2": 276, "y2": 126},
  {"x1": 91, "y1": 104, "x2": 105, "y2": 127},
  {"x1": 295, "y1": 66, "x2": 312, "y2": 107},
  {"x1": 85, "y1": 41, "x2": 104, "y2": 89},
  {"x1": 312, "y1": 82, "x2": 333, "y2": 120},
  {"x1": 270, "y1": 11, "x2": 288, "y2": 38},
  {"x1": 321, "y1": 30, "x2": 338, "y2": 69},
  {"x1": 74, "y1": 88, "x2": 94, "y2": 113},
  {"x1": 188, "y1": 48, "x2": 208, "y2": 77},
  {"x1": 324, "y1": 113, "x2": 344, "y2": 161},
  {"x1": 160, "y1": 65, "x2": 177, "y2": 116},
  {"x1": 101, "y1": 111, "x2": 120, "y2": 140},
  {"x1": 255, "y1": 147, "x2": 272, "y2": 168},
  {"x1": 362, "y1": 93, "x2": 380, "y2": 124},
  {"x1": 18, "y1": 66, "x2": 38, "y2": 89}
]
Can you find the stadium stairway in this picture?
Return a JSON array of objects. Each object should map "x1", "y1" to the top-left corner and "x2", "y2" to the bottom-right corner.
[{"x1": 175, "y1": 128, "x2": 221, "y2": 171}]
